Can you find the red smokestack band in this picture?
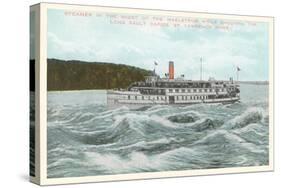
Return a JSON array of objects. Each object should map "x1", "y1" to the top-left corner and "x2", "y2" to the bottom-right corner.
[{"x1": 169, "y1": 61, "x2": 174, "y2": 79}]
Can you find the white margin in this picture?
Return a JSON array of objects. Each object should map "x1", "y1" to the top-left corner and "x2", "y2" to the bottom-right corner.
[{"x1": 33, "y1": 2, "x2": 274, "y2": 185}]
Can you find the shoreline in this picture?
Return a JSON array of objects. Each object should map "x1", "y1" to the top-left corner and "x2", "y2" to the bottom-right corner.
[{"x1": 46, "y1": 81, "x2": 269, "y2": 92}]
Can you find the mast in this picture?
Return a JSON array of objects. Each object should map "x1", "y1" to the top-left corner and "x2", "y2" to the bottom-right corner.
[
  {"x1": 236, "y1": 66, "x2": 241, "y2": 82},
  {"x1": 200, "y1": 57, "x2": 203, "y2": 80}
]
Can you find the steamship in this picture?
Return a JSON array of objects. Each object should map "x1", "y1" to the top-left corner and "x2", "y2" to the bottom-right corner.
[{"x1": 107, "y1": 61, "x2": 240, "y2": 107}]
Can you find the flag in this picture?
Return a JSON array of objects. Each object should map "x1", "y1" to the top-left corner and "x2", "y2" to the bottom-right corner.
[
  {"x1": 154, "y1": 61, "x2": 158, "y2": 66},
  {"x1": 237, "y1": 66, "x2": 241, "y2": 71}
]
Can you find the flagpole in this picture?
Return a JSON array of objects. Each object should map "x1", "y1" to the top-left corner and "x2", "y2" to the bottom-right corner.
[
  {"x1": 154, "y1": 61, "x2": 158, "y2": 75},
  {"x1": 200, "y1": 57, "x2": 203, "y2": 80},
  {"x1": 236, "y1": 66, "x2": 240, "y2": 82}
]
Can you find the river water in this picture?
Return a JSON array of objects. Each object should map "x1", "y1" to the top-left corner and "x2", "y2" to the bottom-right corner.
[{"x1": 47, "y1": 84, "x2": 269, "y2": 178}]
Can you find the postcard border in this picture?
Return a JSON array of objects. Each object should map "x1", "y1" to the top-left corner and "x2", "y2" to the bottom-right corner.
[{"x1": 36, "y1": 2, "x2": 274, "y2": 185}]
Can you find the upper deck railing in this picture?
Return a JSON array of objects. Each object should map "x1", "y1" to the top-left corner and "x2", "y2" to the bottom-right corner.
[{"x1": 129, "y1": 78, "x2": 238, "y2": 89}]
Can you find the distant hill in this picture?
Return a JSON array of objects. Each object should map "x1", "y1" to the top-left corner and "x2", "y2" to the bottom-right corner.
[
  {"x1": 44, "y1": 59, "x2": 152, "y2": 91},
  {"x1": 30, "y1": 59, "x2": 152, "y2": 91}
]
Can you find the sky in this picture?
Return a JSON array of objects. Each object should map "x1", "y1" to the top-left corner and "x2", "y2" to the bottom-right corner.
[{"x1": 47, "y1": 9, "x2": 269, "y2": 81}]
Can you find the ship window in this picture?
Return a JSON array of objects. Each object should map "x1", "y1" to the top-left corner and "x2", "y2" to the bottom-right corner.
[
  {"x1": 135, "y1": 96, "x2": 137, "y2": 100},
  {"x1": 194, "y1": 89, "x2": 197, "y2": 92},
  {"x1": 204, "y1": 89, "x2": 208, "y2": 92},
  {"x1": 187, "y1": 89, "x2": 191, "y2": 93},
  {"x1": 142, "y1": 96, "x2": 144, "y2": 100},
  {"x1": 169, "y1": 89, "x2": 173, "y2": 93},
  {"x1": 199, "y1": 89, "x2": 202, "y2": 92},
  {"x1": 181, "y1": 89, "x2": 185, "y2": 92},
  {"x1": 175, "y1": 89, "x2": 179, "y2": 92}
]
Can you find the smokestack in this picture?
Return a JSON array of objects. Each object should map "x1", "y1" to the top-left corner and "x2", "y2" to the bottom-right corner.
[{"x1": 169, "y1": 61, "x2": 174, "y2": 80}]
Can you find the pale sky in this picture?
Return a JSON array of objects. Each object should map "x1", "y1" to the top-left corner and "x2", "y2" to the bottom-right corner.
[{"x1": 47, "y1": 9, "x2": 269, "y2": 81}]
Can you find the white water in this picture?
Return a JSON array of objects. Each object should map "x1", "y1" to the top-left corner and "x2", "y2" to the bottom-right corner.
[{"x1": 47, "y1": 84, "x2": 269, "y2": 178}]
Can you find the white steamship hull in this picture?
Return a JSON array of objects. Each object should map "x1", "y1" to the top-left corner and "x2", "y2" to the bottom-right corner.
[{"x1": 107, "y1": 90, "x2": 240, "y2": 109}]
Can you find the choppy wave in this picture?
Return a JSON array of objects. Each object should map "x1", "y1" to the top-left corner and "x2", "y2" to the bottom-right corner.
[{"x1": 47, "y1": 85, "x2": 269, "y2": 178}]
